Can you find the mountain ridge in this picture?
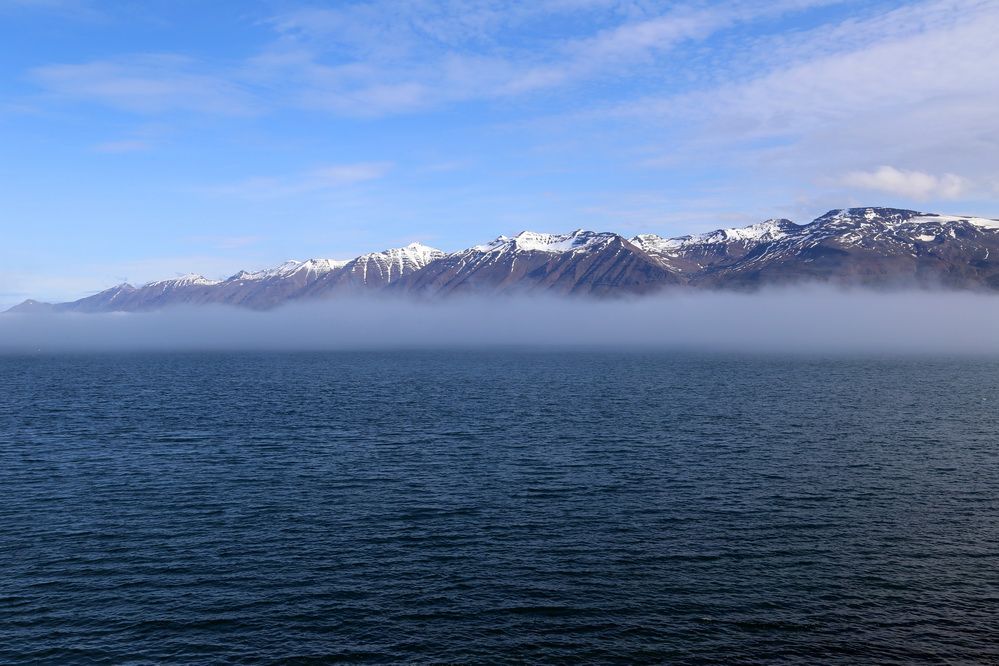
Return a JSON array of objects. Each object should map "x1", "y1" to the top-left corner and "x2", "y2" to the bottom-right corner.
[{"x1": 10, "y1": 207, "x2": 999, "y2": 313}]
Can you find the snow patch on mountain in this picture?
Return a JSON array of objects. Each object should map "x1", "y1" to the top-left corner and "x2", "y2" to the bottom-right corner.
[
  {"x1": 632, "y1": 219, "x2": 795, "y2": 254},
  {"x1": 146, "y1": 274, "x2": 221, "y2": 288},
  {"x1": 811, "y1": 208, "x2": 999, "y2": 231},
  {"x1": 473, "y1": 230, "x2": 616, "y2": 254},
  {"x1": 363, "y1": 242, "x2": 444, "y2": 266},
  {"x1": 233, "y1": 258, "x2": 350, "y2": 282},
  {"x1": 911, "y1": 214, "x2": 999, "y2": 230},
  {"x1": 344, "y1": 242, "x2": 446, "y2": 285}
]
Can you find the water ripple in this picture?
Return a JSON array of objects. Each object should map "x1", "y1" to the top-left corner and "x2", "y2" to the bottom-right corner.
[{"x1": 1, "y1": 351, "x2": 998, "y2": 663}]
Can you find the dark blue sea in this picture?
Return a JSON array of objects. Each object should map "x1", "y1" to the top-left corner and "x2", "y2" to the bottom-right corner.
[{"x1": 2, "y1": 351, "x2": 998, "y2": 664}]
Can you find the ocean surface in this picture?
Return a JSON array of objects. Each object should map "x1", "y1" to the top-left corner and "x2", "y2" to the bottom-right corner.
[{"x1": 2, "y1": 351, "x2": 998, "y2": 664}]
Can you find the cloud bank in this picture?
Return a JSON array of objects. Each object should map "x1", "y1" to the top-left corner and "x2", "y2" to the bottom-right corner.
[
  {"x1": 840, "y1": 167, "x2": 969, "y2": 201},
  {"x1": 2, "y1": 289, "x2": 998, "y2": 355}
]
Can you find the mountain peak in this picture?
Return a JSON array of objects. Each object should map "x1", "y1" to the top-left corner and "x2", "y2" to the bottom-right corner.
[
  {"x1": 475, "y1": 229, "x2": 615, "y2": 254},
  {"x1": 809, "y1": 207, "x2": 999, "y2": 231},
  {"x1": 6, "y1": 299, "x2": 54, "y2": 313},
  {"x1": 632, "y1": 218, "x2": 798, "y2": 254},
  {"x1": 229, "y1": 258, "x2": 349, "y2": 282},
  {"x1": 147, "y1": 274, "x2": 220, "y2": 288},
  {"x1": 358, "y1": 243, "x2": 444, "y2": 264},
  {"x1": 813, "y1": 207, "x2": 925, "y2": 225},
  {"x1": 386, "y1": 242, "x2": 442, "y2": 254}
]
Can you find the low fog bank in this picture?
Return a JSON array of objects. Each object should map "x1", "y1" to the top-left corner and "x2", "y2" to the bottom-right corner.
[{"x1": 2, "y1": 288, "x2": 999, "y2": 355}]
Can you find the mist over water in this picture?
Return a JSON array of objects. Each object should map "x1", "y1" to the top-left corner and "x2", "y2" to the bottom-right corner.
[
  {"x1": 2, "y1": 288, "x2": 999, "y2": 354},
  {"x1": 6, "y1": 292, "x2": 999, "y2": 661}
]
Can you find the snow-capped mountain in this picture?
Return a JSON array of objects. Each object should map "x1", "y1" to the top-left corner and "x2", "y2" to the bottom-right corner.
[
  {"x1": 10, "y1": 208, "x2": 999, "y2": 313},
  {"x1": 631, "y1": 219, "x2": 800, "y2": 275},
  {"x1": 296, "y1": 242, "x2": 446, "y2": 298},
  {"x1": 10, "y1": 242, "x2": 443, "y2": 313},
  {"x1": 231, "y1": 258, "x2": 350, "y2": 282},
  {"x1": 684, "y1": 208, "x2": 999, "y2": 289},
  {"x1": 395, "y1": 230, "x2": 680, "y2": 296}
]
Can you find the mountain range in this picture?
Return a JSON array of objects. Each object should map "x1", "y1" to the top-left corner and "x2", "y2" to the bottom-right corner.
[{"x1": 10, "y1": 207, "x2": 999, "y2": 313}]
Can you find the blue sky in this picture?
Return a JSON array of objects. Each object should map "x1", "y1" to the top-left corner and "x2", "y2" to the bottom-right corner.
[{"x1": 2, "y1": 0, "x2": 998, "y2": 306}]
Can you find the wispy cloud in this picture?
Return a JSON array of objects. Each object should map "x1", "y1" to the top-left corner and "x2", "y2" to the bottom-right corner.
[
  {"x1": 215, "y1": 235, "x2": 262, "y2": 250},
  {"x1": 1, "y1": 0, "x2": 73, "y2": 8},
  {"x1": 256, "y1": 0, "x2": 848, "y2": 115},
  {"x1": 31, "y1": 55, "x2": 257, "y2": 115},
  {"x1": 184, "y1": 235, "x2": 264, "y2": 250},
  {"x1": 0, "y1": 0, "x2": 98, "y2": 18},
  {"x1": 26, "y1": 1, "x2": 852, "y2": 118},
  {"x1": 608, "y1": 0, "x2": 999, "y2": 200},
  {"x1": 9, "y1": 0, "x2": 999, "y2": 282},
  {"x1": 207, "y1": 162, "x2": 394, "y2": 199},
  {"x1": 93, "y1": 139, "x2": 151, "y2": 153}
]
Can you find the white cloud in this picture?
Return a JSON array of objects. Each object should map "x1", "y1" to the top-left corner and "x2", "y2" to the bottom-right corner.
[
  {"x1": 840, "y1": 166, "x2": 969, "y2": 200},
  {"x1": 623, "y1": 1, "x2": 999, "y2": 134},
  {"x1": 601, "y1": 0, "x2": 999, "y2": 208}
]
